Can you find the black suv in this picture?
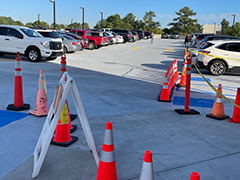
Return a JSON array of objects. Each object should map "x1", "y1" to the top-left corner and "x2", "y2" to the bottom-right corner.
[
  {"x1": 111, "y1": 29, "x2": 133, "y2": 42},
  {"x1": 144, "y1": 31, "x2": 152, "y2": 39},
  {"x1": 133, "y1": 30, "x2": 144, "y2": 39}
]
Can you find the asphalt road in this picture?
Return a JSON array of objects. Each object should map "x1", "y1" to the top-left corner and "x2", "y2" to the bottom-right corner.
[{"x1": 1, "y1": 38, "x2": 240, "y2": 180}]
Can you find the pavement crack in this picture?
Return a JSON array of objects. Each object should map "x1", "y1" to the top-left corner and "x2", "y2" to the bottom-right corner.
[{"x1": 123, "y1": 67, "x2": 134, "y2": 77}]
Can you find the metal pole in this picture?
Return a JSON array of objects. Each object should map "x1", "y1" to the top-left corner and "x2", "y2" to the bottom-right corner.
[
  {"x1": 38, "y1": 14, "x2": 40, "y2": 27},
  {"x1": 53, "y1": 1, "x2": 56, "y2": 30},
  {"x1": 81, "y1": 7, "x2": 84, "y2": 30},
  {"x1": 232, "y1": 14, "x2": 236, "y2": 35},
  {"x1": 100, "y1": 11, "x2": 103, "y2": 29}
]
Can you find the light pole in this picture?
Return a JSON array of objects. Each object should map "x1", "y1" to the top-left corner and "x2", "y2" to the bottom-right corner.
[
  {"x1": 231, "y1": 14, "x2": 236, "y2": 35},
  {"x1": 49, "y1": 0, "x2": 56, "y2": 30},
  {"x1": 38, "y1": 14, "x2": 41, "y2": 27},
  {"x1": 100, "y1": 11, "x2": 103, "y2": 29},
  {"x1": 80, "y1": 7, "x2": 84, "y2": 29}
]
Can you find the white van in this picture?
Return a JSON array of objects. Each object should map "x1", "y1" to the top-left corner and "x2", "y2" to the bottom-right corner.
[{"x1": 0, "y1": 25, "x2": 63, "y2": 62}]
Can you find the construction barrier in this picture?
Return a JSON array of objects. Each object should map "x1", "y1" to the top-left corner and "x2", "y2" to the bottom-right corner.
[
  {"x1": 29, "y1": 70, "x2": 49, "y2": 116},
  {"x1": 158, "y1": 59, "x2": 178, "y2": 102},
  {"x1": 7, "y1": 52, "x2": 30, "y2": 111},
  {"x1": 139, "y1": 150, "x2": 154, "y2": 180},
  {"x1": 96, "y1": 121, "x2": 117, "y2": 180},
  {"x1": 175, "y1": 56, "x2": 200, "y2": 115}
]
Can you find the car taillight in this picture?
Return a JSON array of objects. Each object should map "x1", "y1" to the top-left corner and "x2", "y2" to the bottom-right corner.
[
  {"x1": 202, "y1": 51, "x2": 210, "y2": 54},
  {"x1": 72, "y1": 42, "x2": 76, "y2": 45},
  {"x1": 127, "y1": 34, "x2": 129, "y2": 38},
  {"x1": 135, "y1": 35, "x2": 137, "y2": 36},
  {"x1": 197, "y1": 38, "x2": 200, "y2": 41}
]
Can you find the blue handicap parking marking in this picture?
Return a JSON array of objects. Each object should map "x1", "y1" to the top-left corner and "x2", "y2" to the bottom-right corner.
[
  {"x1": 0, "y1": 110, "x2": 29, "y2": 127},
  {"x1": 172, "y1": 96, "x2": 214, "y2": 108},
  {"x1": 178, "y1": 77, "x2": 211, "y2": 82}
]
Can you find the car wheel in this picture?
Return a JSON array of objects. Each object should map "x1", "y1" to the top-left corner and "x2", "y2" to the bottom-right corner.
[
  {"x1": 63, "y1": 46, "x2": 68, "y2": 54},
  {"x1": 209, "y1": 60, "x2": 226, "y2": 75},
  {"x1": 26, "y1": 47, "x2": 41, "y2": 62},
  {"x1": 89, "y1": 42, "x2": 95, "y2": 50}
]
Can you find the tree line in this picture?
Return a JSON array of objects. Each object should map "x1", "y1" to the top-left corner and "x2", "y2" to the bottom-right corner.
[{"x1": 0, "y1": 7, "x2": 239, "y2": 37}]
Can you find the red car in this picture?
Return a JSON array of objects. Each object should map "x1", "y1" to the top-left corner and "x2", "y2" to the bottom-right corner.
[
  {"x1": 66, "y1": 33, "x2": 89, "y2": 49},
  {"x1": 69, "y1": 29, "x2": 108, "y2": 50}
]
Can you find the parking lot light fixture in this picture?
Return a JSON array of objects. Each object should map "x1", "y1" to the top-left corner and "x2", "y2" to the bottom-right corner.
[
  {"x1": 49, "y1": 0, "x2": 56, "y2": 30},
  {"x1": 100, "y1": 11, "x2": 103, "y2": 29},
  {"x1": 80, "y1": 7, "x2": 84, "y2": 30}
]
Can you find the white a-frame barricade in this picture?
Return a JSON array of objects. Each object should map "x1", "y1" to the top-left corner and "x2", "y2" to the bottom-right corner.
[{"x1": 32, "y1": 72, "x2": 99, "y2": 178}]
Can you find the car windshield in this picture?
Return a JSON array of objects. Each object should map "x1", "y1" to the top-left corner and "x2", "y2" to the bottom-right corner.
[
  {"x1": 20, "y1": 28, "x2": 42, "y2": 37},
  {"x1": 172, "y1": 33, "x2": 178, "y2": 35},
  {"x1": 201, "y1": 42, "x2": 214, "y2": 49},
  {"x1": 63, "y1": 34, "x2": 75, "y2": 40},
  {"x1": 39, "y1": 31, "x2": 61, "y2": 39}
]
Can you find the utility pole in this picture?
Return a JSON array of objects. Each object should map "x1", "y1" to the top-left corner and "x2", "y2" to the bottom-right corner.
[
  {"x1": 231, "y1": 14, "x2": 236, "y2": 35},
  {"x1": 80, "y1": 7, "x2": 84, "y2": 30}
]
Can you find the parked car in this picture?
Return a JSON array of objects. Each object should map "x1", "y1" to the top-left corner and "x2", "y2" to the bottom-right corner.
[
  {"x1": 0, "y1": 25, "x2": 63, "y2": 62},
  {"x1": 161, "y1": 33, "x2": 168, "y2": 38},
  {"x1": 194, "y1": 33, "x2": 215, "y2": 47},
  {"x1": 111, "y1": 32, "x2": 124, "y2": 43},
  {"x1": 144, "y1": 31, "x2": 152, "y2": 39},
  {"x1": 69, "y1": 29, "x2": 108, "y2": 50},
  {"x1": 196, "y1": 40, "x2": 240, "y2": 75},
  {"x1": 60, "y1": 34, "x2": 81, "y2": 53},
  {"x1": 170, "y1": 32, "x2": 179, "y2": 39},
  {"x1": 66, "y1": 33, "x2": 89, "y2": 49},
  {"x1": 134, "y1": 30, "x2": 144, "y2": 39},
  {"x1": 196, "y1": 35, "x2": 240, "y2": 49},
  {"x1": 131, "y1": 31, "x2": 139, "y2": 41},
  {"x1": 111, "y1": 29, "x2": 134, "y2": 43},
  {"x1": 190, "y1": 33, "x2": 201, "y2": 45},
  {"x1": 103, "y1": 32, "x2": 114, "y2": 45},
  {"x1": 105, "y1": 31, "x2": 118, "y2": 44}
]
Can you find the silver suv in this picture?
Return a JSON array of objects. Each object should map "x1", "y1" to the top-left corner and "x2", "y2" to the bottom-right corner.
[{"x1": 0, "y1": 25, "x2": 63, "y2": 62}]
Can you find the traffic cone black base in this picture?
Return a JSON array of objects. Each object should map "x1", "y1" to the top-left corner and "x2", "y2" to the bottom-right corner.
[
  {"x1": 7, "y1": 103, "x2": 30, "y2": 111},
  {"x1": 175, "y1": 109, "x2": 200, "y2": 115},
  {"x1": 70, "y1": 114, "x2": 77, "y2": 121},
  {"x1": 70, "y1": 125, "x2": 77, "y2": 133},
  {"x1": 175, "y1": 84, "x2": 185, "y2": 87},
  {"x1": 51, "y1": 136, "x2": 78, "y2": 147},
  {"x1": 206, "y1": 113, "x2": 229, "y2": 120}
]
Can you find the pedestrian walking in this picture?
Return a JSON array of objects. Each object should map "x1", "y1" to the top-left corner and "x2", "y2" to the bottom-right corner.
[
  {"x1": 184, "y1": 33, "x2": 191, "y2": 50},
  {"x1": 151, "y1": 33, "x2": 154, "y2": 44}
]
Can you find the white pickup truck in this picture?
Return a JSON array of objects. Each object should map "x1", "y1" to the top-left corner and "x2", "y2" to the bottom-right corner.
[{"x1": 0, "y1": 25, "x2": 63, "y2": 62}]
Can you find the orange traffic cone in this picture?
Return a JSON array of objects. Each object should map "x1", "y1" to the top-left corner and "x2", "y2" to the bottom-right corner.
[
  {"x1": 228, "y1": 88, "x2": 240, "y2": 123},
  {"x1": 139, "y1": 150, "x2": 154, "y2": 180},
  {"x1": 29, "y1": 70, "x2": 48, "y2": 116},
  {"x1": 189, "y1": 172, "x2": 200, "y2": 180},
  {"x1": 7, "y1": 52, "x2": 30, "y2": 111},
  {"x1": 66, "y1": 101, "x2": 77, "y2": 133},
  {"x1": 176, "y1": 61, "x2": 187, "y2": 87},
  {"x1": 96, "y1": 121, "x2": 117, "y2": 180},
  {"x1": 51, "y1": 103, "x2": 78, "y2": 147},
  {"x1": 206, "y1": 84, "x2": 229, "y2": 120},
  {"x1": 184, "y1": 48, "x2": 188, "y2": 62}
]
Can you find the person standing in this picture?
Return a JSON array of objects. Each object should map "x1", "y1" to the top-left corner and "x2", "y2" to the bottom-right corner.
[
  {"x1": 184, "y1": 33, "x2": 191, "y2": 50},
  {"x1": 151, "y1": 33, "x2": 154, "y2": 44}
]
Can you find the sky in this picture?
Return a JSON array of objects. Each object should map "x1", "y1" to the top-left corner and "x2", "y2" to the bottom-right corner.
[{"x1": 0, "y1": 0, "x2": 239, "y2": 29}]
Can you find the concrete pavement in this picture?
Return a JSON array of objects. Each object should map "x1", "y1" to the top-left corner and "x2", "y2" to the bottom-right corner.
[{"x1": 1, "y1": 38, "x2": 240, "y2": 180}]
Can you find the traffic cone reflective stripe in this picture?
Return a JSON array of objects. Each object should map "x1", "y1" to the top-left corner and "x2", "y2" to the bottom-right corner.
[
  {"x1": 189, "y1": 172, "x2": 200, "y2": 180},
  {"x1": 139, "y1": 150, "x2": 154, "y2": 180},
  {"x1": 29, "y1": 70, "x2": 49, "y2": 116},
  {"x1": 206, "y1": 84, "x2": 229, "y2": 120},
  {"x1": 229, "y1": 88, "x2": 240, "y2": 123},
  {"x1": 96, "y1": 121, "x2": 117, "y2": 180},
  {"x1": 51, "y1": 103, "x2": 78, "y2": 147},
  {"x1": 7, "y1": 52, "x2": 30, "y2": 111}
]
